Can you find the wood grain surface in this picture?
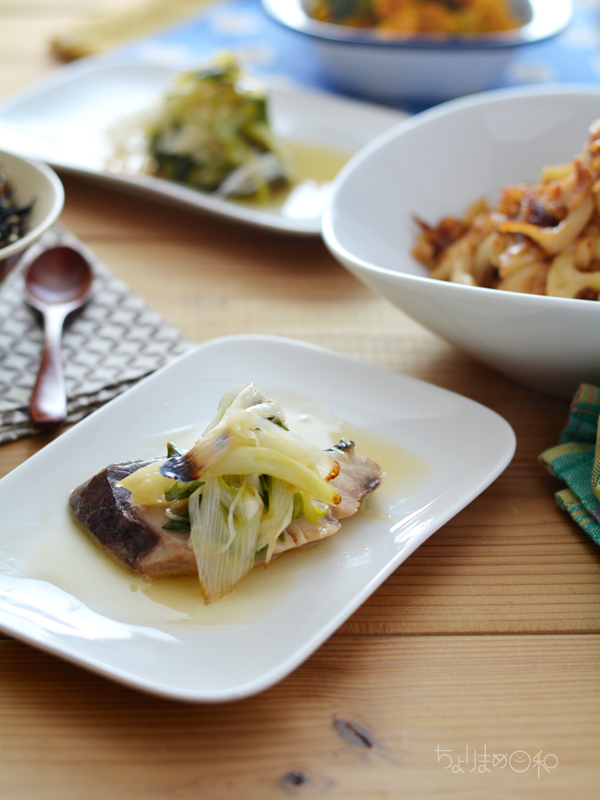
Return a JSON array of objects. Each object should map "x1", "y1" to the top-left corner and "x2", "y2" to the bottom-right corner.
[{"x1": 1, "y1": 3, "x2": 599, "y2": 799}]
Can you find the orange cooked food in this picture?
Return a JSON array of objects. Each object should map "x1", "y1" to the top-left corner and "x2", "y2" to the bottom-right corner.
[
  {"x1": 311, "y1": 0, "x2": 521, "y2": 34},
  {"x1": 411, "y1": 121, "x2": 600, "y2": 299}
]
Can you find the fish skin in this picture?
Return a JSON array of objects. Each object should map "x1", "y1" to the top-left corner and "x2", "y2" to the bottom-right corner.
[
  {"x1": 69, "y1": 460, "x2": 197, "y2": 577},
  {"x1": 328, "y1": 440, "x2": 384, "y2": 520}
]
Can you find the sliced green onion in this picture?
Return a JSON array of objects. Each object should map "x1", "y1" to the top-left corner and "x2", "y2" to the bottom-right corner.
[
  {"x1": 202, "y1": 446, "x2": 340, "y2": 506},
  {"x1": 164, "y1": 479, "x2": 204, "y2": 502},
  {"x1": 162, "y1": 511, "x2": 191, "y2": 532}
]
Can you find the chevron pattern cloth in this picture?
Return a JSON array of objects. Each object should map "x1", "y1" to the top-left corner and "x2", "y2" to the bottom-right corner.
[{"x1": 0, "y1": 226, "x2": 191, "y2": 442}]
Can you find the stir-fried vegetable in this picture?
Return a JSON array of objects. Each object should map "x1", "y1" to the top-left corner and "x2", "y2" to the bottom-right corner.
[
  {"x1": 411, "y1": 119, "x2": 600, "y2": 298},
  {"x1": 311, "y1": 0, "x2": 521, "y2": 33},
  {"x1": 111, "y1": 54, "x2": 290, "y2": 201},
  {"x1": 119, "y1": 384, "x2": 342, "y2": 602}
]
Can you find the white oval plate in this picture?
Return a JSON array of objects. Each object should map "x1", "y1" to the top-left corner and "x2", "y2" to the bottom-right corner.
[
  {"x1": 0, "y1": 335, "x2": 515, "y2": 701},
  {"x1": 0, "y1": 58, "x2": 406, "y2": 235}
]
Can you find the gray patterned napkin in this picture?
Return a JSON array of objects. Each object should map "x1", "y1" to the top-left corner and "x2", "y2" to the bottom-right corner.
[{"x1": 0, "y1": 225, "x2": 192, "y2": 443}]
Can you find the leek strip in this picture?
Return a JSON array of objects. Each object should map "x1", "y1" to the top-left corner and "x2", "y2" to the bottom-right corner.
[
  {"x1": 202, "y1": 446, "x2": 341, "y2": 506},
  {"x1": 257, "y1": 478, "x2": 295, "y2": 563},
  {"x1": 189, "y1": 477, "x2": 262, "y2": 602},
  {"x1": 255, "y1": 426, "x2": 337, "y2": 480},
  {"x1": 201, "y1": 382, "x2": 249, "y2": 434},
  {"x1": 292, "y1": 492, "x2": 304, "y2": 520},
  {"x1": 118, "y1": 460, "x2": 174, "y2": 505},
  {"x1": 298, "y1": 491, "x2": 329, "y2": 524},
  {"x1": 160, "y1": 419, "x2": 233, "y2": 480},
  {"x1": 224, "y1": 408, "x2": 336, "y2": 478}
]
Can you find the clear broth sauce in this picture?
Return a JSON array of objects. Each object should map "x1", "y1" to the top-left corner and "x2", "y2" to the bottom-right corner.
[{"x1": 233, "y1": 139, "x2": 352, "y2": 219}]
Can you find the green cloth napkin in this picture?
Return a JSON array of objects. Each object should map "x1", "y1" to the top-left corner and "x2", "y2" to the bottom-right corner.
[{"x1": 539, "y1": 384, "x2": 600, "y2": 546}]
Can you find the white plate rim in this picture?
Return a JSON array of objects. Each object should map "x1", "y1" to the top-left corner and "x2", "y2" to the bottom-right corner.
[{"x1": 0, "y1": 57, "x2": 406, "y2": 236}]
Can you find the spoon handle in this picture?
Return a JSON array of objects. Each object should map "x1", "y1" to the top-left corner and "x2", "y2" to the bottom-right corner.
[{"x1": 29, "y1": 308, "x2": 68, "y2": 430}]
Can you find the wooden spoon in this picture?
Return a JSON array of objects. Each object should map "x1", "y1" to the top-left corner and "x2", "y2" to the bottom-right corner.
[{"x1": 24, "y1": 246, "x2": 94, "y2": 431}]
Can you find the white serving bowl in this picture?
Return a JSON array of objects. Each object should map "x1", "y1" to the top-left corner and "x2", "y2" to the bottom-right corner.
[
  {"x1": 322, "y1": 85, "x2": 600, "y2": 398},
  {"x1": 0, "y1": 149, "x2": 64, "y2": 263},
  {"x1": 261, "y1": 0, "x2": 572, "y2": 104}
]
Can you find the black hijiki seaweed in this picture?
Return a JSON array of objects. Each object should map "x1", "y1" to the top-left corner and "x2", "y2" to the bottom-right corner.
[{"x1": 0, "y1": 167, "x2": 33, "y2": 249}]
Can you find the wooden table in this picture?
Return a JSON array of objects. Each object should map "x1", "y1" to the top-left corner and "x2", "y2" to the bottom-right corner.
[{"x1": 1, "y1": 3, "x2": 599, "y2": 798}]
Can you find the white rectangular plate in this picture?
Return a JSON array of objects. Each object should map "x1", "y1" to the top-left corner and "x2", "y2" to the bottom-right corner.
[
  {"x1": 0, "y1": 58, "x2": 405, "y2": 235},
  {"x1": 0, "y1": 336, "x2": 515, "y2": 701}
]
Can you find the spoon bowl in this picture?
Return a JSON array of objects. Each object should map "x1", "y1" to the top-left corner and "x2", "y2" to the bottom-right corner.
[{"x1": 24, "y1": 246, "x2": 94, "y2": 430}]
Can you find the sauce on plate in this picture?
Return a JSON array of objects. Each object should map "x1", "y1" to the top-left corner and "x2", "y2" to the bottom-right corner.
[
  {"x1": 234, "y1": 140, "x2": 352, "y2": 220},
  {"x1": 108, "y1": 139, "x2": 352, "y2": 221},
  {"x1": 20, "y1": 393, "x2": 429, "y2": 627}
]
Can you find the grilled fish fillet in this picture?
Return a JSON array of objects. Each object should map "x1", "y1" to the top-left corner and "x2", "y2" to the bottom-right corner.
[{"x1": 69, "y1": 440, "x2": 383, "y2": 578}]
